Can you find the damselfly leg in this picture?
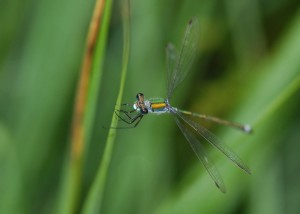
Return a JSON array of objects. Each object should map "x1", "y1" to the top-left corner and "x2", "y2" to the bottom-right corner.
[{"x1": 114, "y1": 104, "x2": 144, "y2": 128}]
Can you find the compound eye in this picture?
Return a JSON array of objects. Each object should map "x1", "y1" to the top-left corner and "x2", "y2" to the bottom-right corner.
[
  {"x1": 136, "y1": 93, "x2": 144, "y2": 100},
  {"x1": 140, "y1": 108, "x2": 148, "y2": 114}
]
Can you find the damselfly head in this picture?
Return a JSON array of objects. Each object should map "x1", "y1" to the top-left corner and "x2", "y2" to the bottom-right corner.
[{"x1": 136, "y1": 93, "x2": 144, "y2": 100}]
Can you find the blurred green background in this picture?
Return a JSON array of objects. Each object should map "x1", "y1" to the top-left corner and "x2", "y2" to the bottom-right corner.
[{"x1": 1, "y1": 0, "x2": 300, "y2": 213}]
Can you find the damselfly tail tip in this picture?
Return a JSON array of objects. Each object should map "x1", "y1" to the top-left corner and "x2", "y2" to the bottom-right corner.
[
  {"x1": 246, "y1": 168, "x2": 252, "y2": 175},
  {"x1": 188, "y1": 17, "x2": 198, "y2": 25},
  {"x1": 215, "y1": 182, "x2": 226, "y2": 194},
  {"x1": 243, "y1": 124, "x2": 253, "y2": 134}
]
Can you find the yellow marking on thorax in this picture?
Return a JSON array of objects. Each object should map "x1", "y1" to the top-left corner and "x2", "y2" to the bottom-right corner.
[{"x1": 151, "y1": 103, "x2": 166, "y2": 109}]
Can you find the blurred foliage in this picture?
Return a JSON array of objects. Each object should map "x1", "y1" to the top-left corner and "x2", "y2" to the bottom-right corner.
[{"x1": 1, "y1": 0, "x2": 300, "y2": 214}]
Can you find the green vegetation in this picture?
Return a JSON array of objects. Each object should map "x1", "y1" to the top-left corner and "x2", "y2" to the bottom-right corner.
[{"x1": 1, "y1": 0, "x2": 300, "y2": 213}]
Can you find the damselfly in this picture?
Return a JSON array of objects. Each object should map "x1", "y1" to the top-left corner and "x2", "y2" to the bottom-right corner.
[{"x1": 115, "y1": 17, "x2": 252, "y2": 193}]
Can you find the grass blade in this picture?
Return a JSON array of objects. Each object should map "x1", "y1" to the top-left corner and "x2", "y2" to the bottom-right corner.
[{"x1": 56, "y1": 0, "x2": 110, "y2": 213}]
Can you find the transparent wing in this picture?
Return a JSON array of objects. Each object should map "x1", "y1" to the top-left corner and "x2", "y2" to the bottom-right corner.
[
  {"x1": 166, "y1": 43, "x2": 178, "y2": 95},
  {"x1": 176, "y1": 111, "x2": 251, "y2": 174},
  {"x1": 167, "y1": 17, "x2": 199, "y2": 99},
  {"x1": 174, "y1": 115, "x2": 226, "y2": 193}
]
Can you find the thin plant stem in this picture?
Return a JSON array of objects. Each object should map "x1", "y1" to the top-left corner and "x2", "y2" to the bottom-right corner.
[{"x1": 82, "y1": 0, "x2": 131, "y2": 213}]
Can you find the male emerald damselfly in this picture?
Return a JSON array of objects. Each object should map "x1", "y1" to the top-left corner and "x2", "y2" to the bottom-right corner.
[{"x1": 115, "y1": 17, "x2": 252, "y2": 193}]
